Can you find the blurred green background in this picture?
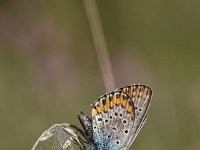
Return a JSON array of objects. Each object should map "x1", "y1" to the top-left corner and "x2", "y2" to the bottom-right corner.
[{"x1": 0, "y1": 0, "x2": 200, "y2": 150}]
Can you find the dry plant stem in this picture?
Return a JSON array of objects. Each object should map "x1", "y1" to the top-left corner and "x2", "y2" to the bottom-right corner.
[{"x1": 83, "y1": 0, "x2": 115, "y2": 92}]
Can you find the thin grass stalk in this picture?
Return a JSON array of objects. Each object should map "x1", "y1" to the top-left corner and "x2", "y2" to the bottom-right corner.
[{"x1": 83, "y1": 0, "x2": 115, "y2": 92}]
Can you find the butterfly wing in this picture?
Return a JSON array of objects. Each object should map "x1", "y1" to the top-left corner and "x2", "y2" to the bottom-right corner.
[
  {"x1": 91, "y1": 91, "x2": 136, "y2": 150},
  {"x1": 117, "y1": 84, "x2": 152, "y2": 148},
  {"x1": 78, "y1": 84, "x2": 152, "y2": 150}
]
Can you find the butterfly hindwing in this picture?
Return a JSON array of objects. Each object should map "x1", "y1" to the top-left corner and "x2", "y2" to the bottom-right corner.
[{"x1": 91, "y1": 91, "x2": 136, "y2": 150}]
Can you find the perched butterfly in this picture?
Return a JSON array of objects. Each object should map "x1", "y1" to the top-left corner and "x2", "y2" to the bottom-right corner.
[
  {"x1": 32, "y1": 84, "x2": 152, "y2": 150},
  {"x1": 78, "y1": 84, "x2": 152, "y2": 150}
]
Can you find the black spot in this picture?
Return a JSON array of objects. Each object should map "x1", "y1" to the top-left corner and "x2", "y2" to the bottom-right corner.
[
  {"x1": 125, "y1": 130, "x2": 128, "y2": 134},
  {"x1": 105, "y1": 119, "x2": 108, "y2": 123},
  {"x1": 139, "y1": 108, "x2": 142, "y2": 111},
  {"x1": 116, "y1": 92, "x2": 120, "y2": 98},
  {"x1": 116, "y1": 141, "x2": 119, "y2": 144},
  {"x1": 110, "y1": 116, "x2": 112, "y2": 119},
  {"x1": 123, "y1": 120, "x2": 127, "y2": 124},
  {"x1": 108, "y1": 135, "x2": 111, "y2": 138},
  {"x1": 122, "y1": 94, "x2": 126, "y2": 99},
  {"x1": 97, "y1": 118, "x2": 102, "y2": 121},
  {"x1": 102, "y1": 98, "x2": 106, "y2": 105},
  {"x1": 115, "y1": 112, "x2": 118, "y2": 116},
  {"x1": 93, "y1": 126, "x2": 96, "y2": 129},
  {"x1": 119, "y1": 113, "x2": 123, "y2": 117},
  {"x1": 135, "y1": 106, "x2": 138, "y2": 110},
  {"x1": 112, "y1": 127, "x2": 117, "y2": 131}
]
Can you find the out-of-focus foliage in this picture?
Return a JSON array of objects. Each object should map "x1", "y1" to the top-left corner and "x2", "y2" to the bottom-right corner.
[{"x1": 0, "y1": 0, "x2": 200, "y2": 150}]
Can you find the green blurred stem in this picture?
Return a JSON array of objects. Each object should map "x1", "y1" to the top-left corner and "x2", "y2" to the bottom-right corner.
[{"x1": 83, "y1": 0, "x2": 115, "y2": 92}]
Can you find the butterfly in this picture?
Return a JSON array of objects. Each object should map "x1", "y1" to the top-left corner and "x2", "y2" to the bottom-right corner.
[{"x1": 77, "y1": 84, "x2": 152, "y2": 150}]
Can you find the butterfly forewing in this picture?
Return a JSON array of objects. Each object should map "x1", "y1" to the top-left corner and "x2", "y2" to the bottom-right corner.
[
  {"x1": 91, "y1": 91, "x2": 136, "y2": 150},
  {"x1": 117, "y1": 84, "x2": 152, "y2": 148}
]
